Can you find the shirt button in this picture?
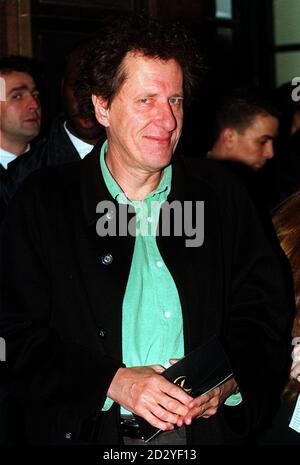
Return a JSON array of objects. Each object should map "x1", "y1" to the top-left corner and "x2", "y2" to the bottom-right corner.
[
  {"x1": 156, "y1": 260, "x2": 163, "y2": 268},
  {"x1": 164, "y1": 311, "x2": 172, "y2": 318},
  {"x1": 101, "y1": 254, "x2": 113, "y2": 265},
  {"x1": 147, "y1": 217, "x2": 153, "y2": 223}
]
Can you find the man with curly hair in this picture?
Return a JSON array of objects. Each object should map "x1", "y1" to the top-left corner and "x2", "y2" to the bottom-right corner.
[{"x1": 0, "y1": 15, "x2": 292, "y2": 446}]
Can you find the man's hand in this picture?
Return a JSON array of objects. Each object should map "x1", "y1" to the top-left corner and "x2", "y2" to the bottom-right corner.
[
  {"x1": 176, "y1": 377, "x2": 239, "y2": 427},
  {"x1": 107, "y1": 365, "x2": 193, "y2": 431}
]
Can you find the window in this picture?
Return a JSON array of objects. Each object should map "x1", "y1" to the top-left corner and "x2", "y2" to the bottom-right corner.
[{"x1": 273, "y1": 0, "x2": 300, "y2": 85}]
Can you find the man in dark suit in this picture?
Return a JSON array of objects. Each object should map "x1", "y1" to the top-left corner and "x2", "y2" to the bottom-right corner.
[
  {"x1": 0, "y1": 56, "x2": 42, "y2": 444},
  {"x1": 0, "y1": 43, "x2": 105, "y2": 222},
  {"x1": 208, "y1": 90, "x2": 279, "y2": 172},
  {"x1": 0, "y1": 55, "x2": 42, "y2": 220},
  {"x1": 30, "y1": 36, "x2": 106, "y2": 172},
  {"x1": 207, "y1": 90, "x2": 281, "y2": 236},
  {"x1": 0, "y1": 15, "x2": 292, "y2": 445}
]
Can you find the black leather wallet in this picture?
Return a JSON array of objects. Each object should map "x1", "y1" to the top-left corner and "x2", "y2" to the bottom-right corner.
[{"x1": 134, "y1": 335, "x2": 233, "y2": 442}]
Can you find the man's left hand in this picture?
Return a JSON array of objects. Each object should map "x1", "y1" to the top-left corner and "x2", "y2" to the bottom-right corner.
[{"x1": 176, "y1": 377, "x2": 238, "y2": 427}]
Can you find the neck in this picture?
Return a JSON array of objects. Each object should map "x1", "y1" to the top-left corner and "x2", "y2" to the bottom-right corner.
[
  {"x1": 65, "y1": 121, "x2": 99, "y2": 146},
  {"x1": 209, "y1": 142, "x2": 228, "y2": 161},
  {"x1": 105, "y1": 151, "x2": 162, "y2": 201},
  {"x1": 0, "y1": 135, "x2": 28, "y2": 156}
]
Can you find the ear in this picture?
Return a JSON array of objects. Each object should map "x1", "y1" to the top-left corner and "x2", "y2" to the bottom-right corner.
[
  {"x1": 222, "y1": 128, "x2": 237, "y2": 149},
  {"x1": 92, "y1": 95, "x2": 110, "y2": 127}
]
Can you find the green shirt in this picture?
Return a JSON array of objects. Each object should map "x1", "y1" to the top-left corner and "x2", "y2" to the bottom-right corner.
[
  {"x1": 100, "y1": 141, "x2": 184, "y2": 414},
  {"x1": 99, "y1": 141, "x2": 241, "y2": 413}
]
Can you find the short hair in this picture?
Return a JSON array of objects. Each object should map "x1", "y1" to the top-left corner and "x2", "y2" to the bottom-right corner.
[
  {"x1": 0, "y1": 55, "x2": 38, "y2": 79},
  {"x1": 75, "y1": 15, "x2": 204, "y2": 119},
  {"x1": 214, "y1": 89, "x2": 280, "y2": 141}
]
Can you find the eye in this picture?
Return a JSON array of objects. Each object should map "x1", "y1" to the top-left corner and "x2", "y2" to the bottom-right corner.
[
  {"x1": 260, "y1": 138, "x2": 268, "y2": 145},
  {"x1": 169, "y1": 97, "x2": 183, "y2": 105},
  {"x1": 140, "y1": 98, "x2": 151, "y2": 104},
  {"x1": 12, "y1": 93, "x2": 22, "y2": 100},
  {"x1": 32, "y1": 92, "x2": 40, "y2": 102}
]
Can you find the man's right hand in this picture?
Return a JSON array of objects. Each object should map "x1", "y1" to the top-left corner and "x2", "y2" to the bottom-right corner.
[{"x1": 107, "y1": 366, "x2": 193, "y2": 431}]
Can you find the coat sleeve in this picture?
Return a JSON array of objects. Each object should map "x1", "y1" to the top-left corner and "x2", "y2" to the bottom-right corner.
[
  {"x1": 219, "y1": 171, "x2": 294, "y2": 433},
  {"x1": 0, "y1": 177, "x2": 122, "y2": 420}
]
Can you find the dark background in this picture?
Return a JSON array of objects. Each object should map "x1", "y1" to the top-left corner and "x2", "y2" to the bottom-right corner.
[{"x1": 0, "y1": 0, "x2": 288, "y2": 154}]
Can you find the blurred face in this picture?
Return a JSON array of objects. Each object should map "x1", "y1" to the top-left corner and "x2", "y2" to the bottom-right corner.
[
  {"x1": 62, "y1": 55, "x2": 104, "y2": 143},
  {"x1": 94, "y1": 53, "x2": 184, "y2": 175},
  {"x1": 0, "y1": 71, "x2": 41, "y2": 152},
  {"x1": 232, "y1": 114, "x2": 278, "y2": 171}
]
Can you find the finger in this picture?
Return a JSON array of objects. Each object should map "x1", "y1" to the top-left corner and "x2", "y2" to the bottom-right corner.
[
  {"x1": 151, "y1": 364, "x2": 165, "y2": 374},
  {"x1": 188, "y1": 389, "x2": 219, "y2": 409},
  {"x1": 150, "y1": 403, "x2": 181, "y2": 426},
  {"x1": 182, "y1": 406, "x2": 205, "y2": 424},
  {"x1": 201, "y1": 407, "x2": 218, "y2": 418},
  {"x1": 169, "y1": 358, "x2": 179, "y2": 365},
  {"x1": 188, "y1": 394, "x2": 209, "y2": 409},
  {"x1": 179, "y1": 398, "x2": 217, "y2": 425},
  {"x1": 191, "y1": 395, "x2": 220, "y2": 414},
  {"x1": 143, "y1": 410, "x2": 175, "y2": 431},
  {"x1": 165, "y1": 380, "x2": 193, "y2": 407},
  {"x1": 157, "y1": 390, "x2": 190, "y2": 417}
]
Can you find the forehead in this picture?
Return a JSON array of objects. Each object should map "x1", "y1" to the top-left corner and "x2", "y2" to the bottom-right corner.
[
  {"x1": 246, "y1": 113, "x2": 278, "y2": 135},
  {"x1": 0, "y1": 71, "x2": 36, "y2": 94},
  {"x1": 121, "y1": 52, "x2": 183, "y2": 91}
]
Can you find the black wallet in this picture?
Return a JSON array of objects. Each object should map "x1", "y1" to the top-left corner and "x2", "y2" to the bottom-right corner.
[{"x1": 134, "y1": 335, "x2": 233, "y2": 442}]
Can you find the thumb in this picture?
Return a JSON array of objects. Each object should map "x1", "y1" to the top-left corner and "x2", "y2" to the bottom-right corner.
[{"x1": 169, "y1": 358, "x2": 180, "y2": 365}]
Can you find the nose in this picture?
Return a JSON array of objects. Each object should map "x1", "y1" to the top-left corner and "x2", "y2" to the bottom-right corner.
[
  {"x1": 27, "y1": 94, "x2": 40, "y2": 111},
  {"x1": 263, "y1": 140, "x2": 274, "y2": 159},
  {"x1": 156, "y1": 101, "x2": 177, "y2": 132}
]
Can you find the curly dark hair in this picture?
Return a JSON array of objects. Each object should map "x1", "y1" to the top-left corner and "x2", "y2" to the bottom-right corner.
[{"x1": 75, "y1": 14, "x2": 204, "y2": 120}]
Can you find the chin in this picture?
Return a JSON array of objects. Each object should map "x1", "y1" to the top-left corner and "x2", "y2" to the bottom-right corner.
[{"x1": 149, "y1": 152, "x2": 173, "y2": 168}]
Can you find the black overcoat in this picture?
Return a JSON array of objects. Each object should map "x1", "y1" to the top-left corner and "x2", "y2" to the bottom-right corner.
[{"x1": 0, "y1": 144, "x2": 292, "y2": 444}]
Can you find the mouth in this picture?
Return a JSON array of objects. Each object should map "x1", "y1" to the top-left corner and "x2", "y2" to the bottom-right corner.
[
  {"x1": 143, "y1": 136, "x2": 171, "y2": 145},
  {"x1": 24, "y1": 119, "x2": 39, "y2": 123},
  {"x1": 77, "y1": 117, "x2": 98, "y2": 129},
  {"x1": 23, "y1": 114, "x2": 40, "y2": 124}
]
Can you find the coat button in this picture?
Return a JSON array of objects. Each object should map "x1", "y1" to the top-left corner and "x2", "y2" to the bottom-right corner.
[
  {"x1": 99, "y1": 329, "x2": 107, "y2": 338},
  {"x1": 101, "y1": 254, "x2": 113, "y2": 265}
]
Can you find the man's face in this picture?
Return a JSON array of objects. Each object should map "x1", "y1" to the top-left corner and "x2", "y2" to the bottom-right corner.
[
  {"x1": 63, "y1": 81, "x2": 104, "y2": 142},
  {"x1": 62, "y1": 52, "x2": 104, "y2": 143},
  {"x1": 232, "y1": 114, "x2": 278, "y2": 171},
  {"x1": 0, "y1": 71, "x2": 41, "y2": 148},
  {"x1": 99, "y1": 53, "x2": 184, "y2": 174}
]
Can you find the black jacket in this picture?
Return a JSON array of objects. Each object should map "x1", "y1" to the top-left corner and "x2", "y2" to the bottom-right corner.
[
  {"x1": 0, "y1": 116, "x2": 82, "y2": 223},
  {"x1": 0, "y1": 145, "x2": 292, "y2": 444}
]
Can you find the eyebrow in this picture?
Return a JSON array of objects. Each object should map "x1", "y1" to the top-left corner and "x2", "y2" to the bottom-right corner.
[
  {"x1": 8, "y1": 85, "x2": 38, "y2": 95},
  {"x1": 137, "y1": 92, "x2": 184, "y2": 98},
  {"x1": 260, "y1": 134, "x2": 277, "y2": 140}
]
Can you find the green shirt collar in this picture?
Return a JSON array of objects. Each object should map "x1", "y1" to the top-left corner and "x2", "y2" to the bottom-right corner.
[{"x1": 99, "y1": 140, "x2": 172, "y2": 204}]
